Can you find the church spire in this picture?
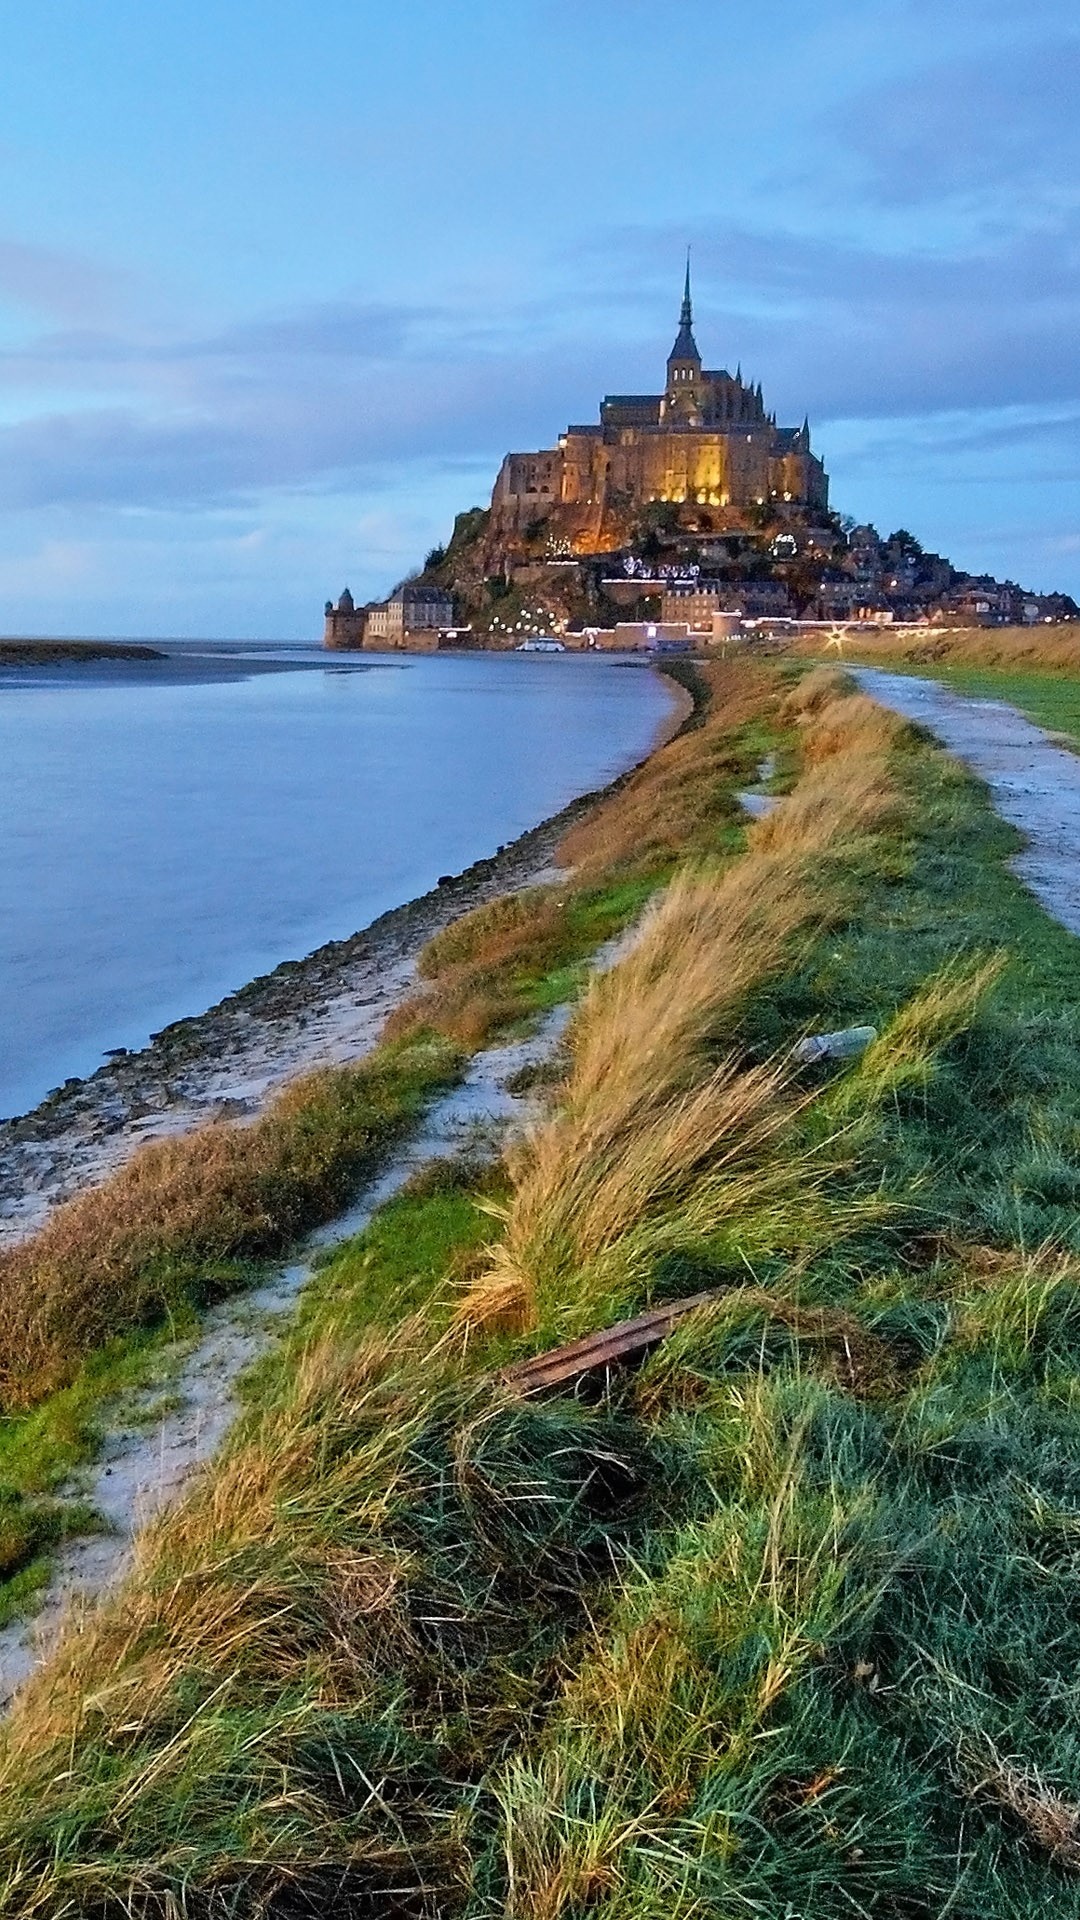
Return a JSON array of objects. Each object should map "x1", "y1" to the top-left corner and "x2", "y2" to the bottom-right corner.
[{"x1": 667, "y1": 250, "x2": 701, "y2": 373}]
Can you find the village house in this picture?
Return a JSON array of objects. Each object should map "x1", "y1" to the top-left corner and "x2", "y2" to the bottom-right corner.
[{"x1": 324, "y1": 582, "x2": 455, "y2": 651}]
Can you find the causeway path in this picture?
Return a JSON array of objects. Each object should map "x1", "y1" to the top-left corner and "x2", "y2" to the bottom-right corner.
[{"x1": 854, "y1": 667, "x2": 1080, "y2": 940}]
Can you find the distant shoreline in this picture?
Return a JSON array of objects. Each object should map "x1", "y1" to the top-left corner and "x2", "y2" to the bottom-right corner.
[{"x1": 0, "y1": 639, "x2": 165, "y2": 664}]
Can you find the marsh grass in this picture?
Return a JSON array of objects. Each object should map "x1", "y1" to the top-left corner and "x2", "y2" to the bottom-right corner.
[
  {"x1": 810, "y1": 620, "x2": 1080, "y2": 675},
  {"x1": 9, "y1": 671, "x2": 1080, "y2": 1915},
  {"x1": 461, "y1": 675, "x2": 911, "y2": 1341},
  {"x1": 0, "y1": 1036, "x2": 462, "y2": 1413},
  {"x1": 385, "y1": 876, "x2": 659, "y2": 1049}
]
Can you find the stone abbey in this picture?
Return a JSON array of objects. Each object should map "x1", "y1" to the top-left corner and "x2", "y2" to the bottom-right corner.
[{"x1": 491, "y1": 262, "x2": 829, "y2": 540}]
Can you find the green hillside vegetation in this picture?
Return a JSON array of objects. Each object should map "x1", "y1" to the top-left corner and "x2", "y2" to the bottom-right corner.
[{"x1": 5, "y1": 664, "x2": 1080, "y2": 1914}]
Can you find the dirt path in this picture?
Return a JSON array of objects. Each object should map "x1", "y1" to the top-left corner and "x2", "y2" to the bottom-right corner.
[{"x1": 854, "y1": 668, "x2": 1080, "y2": 938}]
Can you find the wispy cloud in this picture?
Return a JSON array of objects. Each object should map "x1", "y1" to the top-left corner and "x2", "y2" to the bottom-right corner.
[
  {"x1": 0, "y1": 239, "x2": 128, "y2": 325},
  {"x1": 839, "y1": 39, "x2": 1080, "y2": 215}
]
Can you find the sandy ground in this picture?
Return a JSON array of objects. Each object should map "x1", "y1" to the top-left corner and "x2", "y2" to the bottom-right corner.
[{"x1": 854, "y1": 668, "x2": 1080, "y2": 936}]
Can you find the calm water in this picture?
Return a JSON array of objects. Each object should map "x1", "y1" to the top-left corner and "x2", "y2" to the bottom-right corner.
[{"x1": 0, "y1": 645, "x2": 675, "y2": 1119}]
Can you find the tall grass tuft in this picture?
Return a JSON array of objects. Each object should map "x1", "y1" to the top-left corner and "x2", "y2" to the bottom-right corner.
[
  {"x1": 556, "y1": 659, "x2": 776, "y2": 877},
  {"x1": 459, "y1": 862, "x2": 838, "y2": 1339},
  {"x1": 823, "y1": 951, "x2": 1008, "y2": 1121},
  {"x1": 0, "y1": 1037, "x2": 459, "y2": 1410},
  {"x1": 461, "y1": 673, "x2": 910, "y2": 1341}
]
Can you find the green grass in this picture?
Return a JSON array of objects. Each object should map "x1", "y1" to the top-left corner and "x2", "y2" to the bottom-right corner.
[
  {"x1": 740, "y1": 732, "x2": 1080, "y2": 1254},
  {"x1": 0, "y1": 1318, "x2": 209, "y2": 1624},
  {"x1": 838, "y1": 653, "x2": 1080, "y2": 748},
  {"x1": 933, "y1": 664, "x2": 1080, "y2": 747},
  {"x1": 294, "y1": 1156, "x2": 501, "y2": 1342}
]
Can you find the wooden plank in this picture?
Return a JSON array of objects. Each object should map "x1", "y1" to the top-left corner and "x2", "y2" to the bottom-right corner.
[{"x1": 506, "y1": 1290, "x2": 719, "y2": 1394}]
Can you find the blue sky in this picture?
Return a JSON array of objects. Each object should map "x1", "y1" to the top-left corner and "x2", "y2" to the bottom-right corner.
[{"x1": 0, "y1": 0, "x2": 1077, "y2": 636}]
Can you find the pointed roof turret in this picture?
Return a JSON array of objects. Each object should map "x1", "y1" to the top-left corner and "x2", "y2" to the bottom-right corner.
[{"x1": 668, "y1": 251, "x2": 701, "y2": 367}]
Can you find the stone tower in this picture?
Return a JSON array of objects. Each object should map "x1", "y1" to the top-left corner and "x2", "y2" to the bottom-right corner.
[{"x1": 662, "y1": 256, "x2": 703, "y2": 425}]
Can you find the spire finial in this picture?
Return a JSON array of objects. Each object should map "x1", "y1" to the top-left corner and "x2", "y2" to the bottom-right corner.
[{"x1": 681, "y1": 249, "x2": 692, "y2": 327}]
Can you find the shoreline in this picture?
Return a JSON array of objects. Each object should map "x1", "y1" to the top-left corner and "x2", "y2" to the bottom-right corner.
[
  {"x1": 0, "y1": 669, "x2": 693, "y2": 1246},
  {"x1": 0, "y1": 640, "x2": 166, "y2": 664}
]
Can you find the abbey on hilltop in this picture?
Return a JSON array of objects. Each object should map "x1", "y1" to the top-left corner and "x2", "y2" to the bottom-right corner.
[
  {"x1": 490, "y1": 261, "x2": 829, "y2": 537},
  {"x1": 324, "y1": 259, "x2": 1074, "y2": 646}
]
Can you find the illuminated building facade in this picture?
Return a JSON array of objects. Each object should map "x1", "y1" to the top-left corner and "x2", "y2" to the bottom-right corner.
[{"x1": 491, "y1": 263, "x2": 828, "y2": 535}]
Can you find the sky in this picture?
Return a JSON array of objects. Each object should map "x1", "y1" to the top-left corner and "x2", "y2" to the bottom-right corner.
[{"x1": 0, "y1": 0, "x2": 1077, "y2": 637}]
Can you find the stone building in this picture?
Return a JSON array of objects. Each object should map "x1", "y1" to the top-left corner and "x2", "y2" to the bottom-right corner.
[
  {"x1": 661, "y1": 579, "x2": 794, "y2": 626},
  {"x1": 365, "y1": 583, "x2": 455, "y2": 648},
  {"x1": 324, "y1": 582, "x2": 455, "y2": 650},
  {"x1": 323, "y1": 586, "x2": 365, "y2": 649},
  {"x1": 491, "y1": 263, "x2": 828, "y2": 536}
]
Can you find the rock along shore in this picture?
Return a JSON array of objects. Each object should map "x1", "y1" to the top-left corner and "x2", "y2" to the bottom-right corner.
[{"x1": 0, "y1": 640, "x2": 165, "y2": 664}]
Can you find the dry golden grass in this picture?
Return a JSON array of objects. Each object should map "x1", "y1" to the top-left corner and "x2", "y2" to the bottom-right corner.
[
  {"x1": 459, "y1": 674, "x2": 908, "y2": 1340},
  {"x1": 0, "y1": 1042, "x2": 455, "y2": 1410},
  {"x1": 556, "y1": 659, "x2": 776, "y2": 877},
  {"x1": 778, "y1": 663, "x2": 853, "y2": 720},
  {"x1": 417, "y1": 888, "x2": 558, "y2": 980},
  {"x1": 799, "y1": 622, "x2": 1080, "y2": 674},
  {"x1": 456, "y1": 861, "x2": 818, "y2": 1339},
  {"x1": 386, "y1": 886, "x2": 572, "y2": 1048},
  {"x1": 750, "y1": 683, "x2": 906, "y2": 859}
]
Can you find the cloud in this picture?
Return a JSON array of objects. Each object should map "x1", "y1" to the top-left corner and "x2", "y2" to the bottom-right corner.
[
  {"x1": 590, "y1": 211, "x2": 1080, "y2": 425},
  {"x1": 0, "y1": 239, "x2": 127, "y2": 325},
  {"x1": 0, "y1": 301, "x2": 618, "y2": 512},
  {"x1": 837, "y1": 39, "x2": 1080, "y2": 214}
]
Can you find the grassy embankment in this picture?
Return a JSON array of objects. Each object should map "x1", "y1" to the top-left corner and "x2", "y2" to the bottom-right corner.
[
  {"x1": 5, "y1": 663, "x2": 1080, "y2": 1913},
  {"x1": 814, "y1": 620, "x2": 1080, "y2": 747},
  {"x1": 0, "y1": 661, "x2": 768, "y2": 1623}
]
